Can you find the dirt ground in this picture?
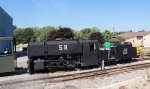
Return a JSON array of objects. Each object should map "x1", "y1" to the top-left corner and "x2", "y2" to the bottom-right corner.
[
  {"x1": 101, "y1": 75, "x2": 150, "y2": 89},
  {"x1": 0, "y1": 53, "x2": 150, "y2": 89}
]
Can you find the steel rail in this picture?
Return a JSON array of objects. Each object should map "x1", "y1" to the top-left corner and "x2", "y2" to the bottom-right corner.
[{"x1": 0, "y1": 62, "x2": 150, "y2": 85}]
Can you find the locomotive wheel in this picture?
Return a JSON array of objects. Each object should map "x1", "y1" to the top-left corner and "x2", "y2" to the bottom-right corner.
[
  {"x1": 27, "y1": 60, "x2": 34, "y2": 74},
  {"x1": 49, "y1": 67, "x2": 55, "y2": 73},
  {"x1": 127, "y1": 58, "x2": 133, "y2": 62},
  {"x1": 112, "y1": 60, "x2": 117, "y2": 65}
]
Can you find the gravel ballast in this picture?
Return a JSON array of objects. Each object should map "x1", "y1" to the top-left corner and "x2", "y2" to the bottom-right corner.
[
  {"x1": 0, "y1": 56, "x2": 150, "y2": 89},
  {"x1": 0, "y1": 68, "x2": 150, "y2": 89}
]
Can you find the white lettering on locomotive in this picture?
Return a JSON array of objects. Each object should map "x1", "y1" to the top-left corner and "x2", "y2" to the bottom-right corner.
[
  {"x1": 64, "y1": 45, "x2": 68, "y2": 50},
  {"x1": 123, "y1": 48, "x2": 128, "y2": 54},
  {"x1": 59, "y1": 45, "x2": 63, "y2": 50},
  {"x1": 59, "y1": 45, "x2": 68, "y2": 50}
]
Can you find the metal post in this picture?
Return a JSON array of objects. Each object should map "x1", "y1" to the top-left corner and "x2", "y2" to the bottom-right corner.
[
  {"x1": 101, "y1": 59, "x2": 105, "y2": 70},
  {"x1": 101, "y1": 50, "x2": 105, "y2": 70},
  {"x1": 13, "y1": 37, "x2": 17, "y2": 68}
]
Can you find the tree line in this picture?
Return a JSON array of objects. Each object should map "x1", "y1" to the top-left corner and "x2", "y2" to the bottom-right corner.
[{"x1": 13, "y1": 25, "x2": 124, "y2": 45}]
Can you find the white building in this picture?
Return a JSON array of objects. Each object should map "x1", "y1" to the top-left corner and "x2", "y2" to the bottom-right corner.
[
  {"x1": 117, "y1": 32, "x2": 150, "y2": 47},
  {"x1": 0, "y1": 7, "x2": 13, "y2": 53}
]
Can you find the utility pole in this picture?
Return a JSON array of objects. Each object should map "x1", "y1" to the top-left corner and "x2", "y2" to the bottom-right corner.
[{"x1": 113, "y1": 27, "x2": 115, "y2": 36}]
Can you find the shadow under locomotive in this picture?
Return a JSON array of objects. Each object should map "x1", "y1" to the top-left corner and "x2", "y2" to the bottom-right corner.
[
  {"x1": 27, "y1": 40, "x2": 138, "y2": 74},
  {"x1": 0, "y1": 67, "x2": 27, "y2": 77}
]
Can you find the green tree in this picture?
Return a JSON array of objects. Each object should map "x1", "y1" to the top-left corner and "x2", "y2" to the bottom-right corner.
[
  {"x1": 13, "y1": 25, "x2": 17, "y2": 31},
  {"x1": 48, "y1": 30, "x2": 58, "y2": 40},
  {"x1": 23, "y1": 28, "x2": 34, "y2": 43},
  {"x1": 138, "y1": 30, "x2": 145, "y2": 32},
  {"x1": 38, "y1": 29, "x2": 50, "y2": 41},
  {"x1": 48, "y1": 27, "x2": 74, "y2": 40},
  {"x1": 90, "y1": 32, "x2": 104, "y2": 44},
  {"x1": 129, "y1": 30, "x2": 132, "y2": 32},
  {"x1": 90, "y1": 27, "x2": 100, "y2": 33},
  {"x1": 117, "y1": 36, "x2": 125, "y2": 42},
  {"x1": 32, "y1": 29, "x2": 41, "y2": 42},
  {"x1": 74, "y1": 31, "x2": 84, "y2": 39},
  {"x1": 13, "y1": 28, "x2": 25, "y2": 44},
  {"x1": 103, "y1": 30, "x2": 113, "y2": 41},
  {"x1": 37, "y1": 26, "x2": 56, "y2": 41},
  {"x1": 58, "y1": 27, "x2": 74, "y2": 39},
  {"x1": 80, "y1": 28, "x2": 91, "y2": 39}
]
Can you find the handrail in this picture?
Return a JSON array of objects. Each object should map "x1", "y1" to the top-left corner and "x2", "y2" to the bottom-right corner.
[{"x1": 0, "y1": 37, "x2": 14, "y2": 40}]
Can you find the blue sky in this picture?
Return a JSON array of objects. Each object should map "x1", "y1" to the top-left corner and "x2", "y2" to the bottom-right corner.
[{"x1": 0, "y1": 0, "x2": 150, "y2": 32}]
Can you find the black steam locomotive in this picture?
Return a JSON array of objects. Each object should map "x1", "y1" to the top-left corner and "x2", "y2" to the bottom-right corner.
[
  {"x1": 27, "y1": 40, "x2": 100, "y2": 74},
  {"x1": 27, "y1": 40, "x2": 138, "y2": 74}
]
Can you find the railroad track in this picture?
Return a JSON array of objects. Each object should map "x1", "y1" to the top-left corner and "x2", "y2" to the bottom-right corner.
[
  {"x1": 48, "y1": 62, "x2": 150, "y2": 83},
  {"x1": 0, "y1": 62, "x2": 150, "y2": 85}
]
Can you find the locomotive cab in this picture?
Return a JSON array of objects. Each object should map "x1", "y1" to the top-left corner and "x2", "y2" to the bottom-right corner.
[{"x1": 81, "y1": 40, "x2": 100, "y2": 66}]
